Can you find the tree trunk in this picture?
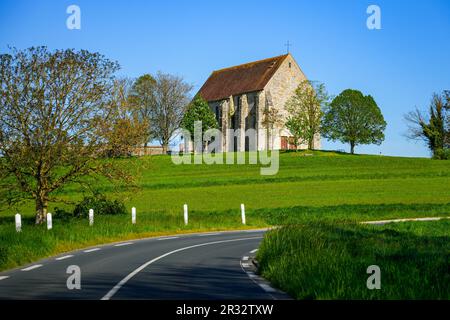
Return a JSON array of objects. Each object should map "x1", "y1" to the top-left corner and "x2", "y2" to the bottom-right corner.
[
  {"x1": 308, "y1": 138, "x2": 314, "y2": 150},
  {"x1": 271, "y1": 130, "x2": 275, "y2": 150},
  {"x1": 35, "y1": 195, "x2": 48, "y2": 225},
  {"x1": 162, "y1": 144, "x2": 168, "y2": 154},
  {"x1": 350, "y1": 142, "x2": 355, "y2": 154}
]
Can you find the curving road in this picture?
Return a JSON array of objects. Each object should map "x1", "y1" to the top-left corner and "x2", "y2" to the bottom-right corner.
[{"x1": 0, "y1": 229, "x2": 286, "y2": 300}]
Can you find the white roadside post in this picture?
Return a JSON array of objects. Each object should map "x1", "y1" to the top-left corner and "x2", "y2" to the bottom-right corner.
[
  {"x1": 15, "y1": 213, "x2": 22, "y2": 232},
  {"x1": 89, "y1": 209, "x2": 94, "y2": 226},
  {"x1": 47, "y1": 213, "x2": 52, "y2": 230},
  {"x1": 132, "y1": 207, "x2": 136, "y2": 225},
  {"x1": 183, "y1": 204, "x2": 188, "y2": 225},
  {"x1": 241, "y1": 204, "x2": 246, "y2": 225}
]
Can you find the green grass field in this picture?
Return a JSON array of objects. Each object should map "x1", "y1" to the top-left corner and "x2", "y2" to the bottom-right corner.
[
  {"x1": 257, "y1": 220, "x2": 450, "y2": 299},
  {"x1": 1, "y1": 150, "x2": 449, "y2": 273}
]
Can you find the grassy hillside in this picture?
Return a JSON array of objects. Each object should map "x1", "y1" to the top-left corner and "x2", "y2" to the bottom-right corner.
[
  {"x1": 0, "y1": 151, "x2": 449, "y2": 271},
  {"x1": 4, "y1": 150, "x2": 450, "y2": 217}
]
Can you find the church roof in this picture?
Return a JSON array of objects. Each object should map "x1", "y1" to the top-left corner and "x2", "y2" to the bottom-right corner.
[{"x1": 198, "y1": 54, "x2": 289, "y2": 102}]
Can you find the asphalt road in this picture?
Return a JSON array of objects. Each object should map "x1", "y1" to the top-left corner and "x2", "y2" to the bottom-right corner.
[{"x1": 0, "y1": 229, "x2": 280, "y2": 300}]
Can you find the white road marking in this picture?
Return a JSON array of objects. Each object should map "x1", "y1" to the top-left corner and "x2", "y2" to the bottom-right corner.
[
  {"x1": 84, "y1": 248, "x2": 101, "y2": 253},
  {"x1": 259, "y1": 283, "x2": 277, "y2": 293},
  {"x1": 242, "y1": 256, "x2": 249, "y2": 261},
  {"x1": 21, "y1": 264, "x2": 43, "y2": 271},
  {"x1": 102, "y1": 236, "x2": 262, "y2": 300},
  {"x1": 361, "y1": 217, "x2": 448, "y2": 225},
  {"x1": 240, "y1": 260, "x2": 276, "y2": 300},
  {"x1": 56, "y1": 255, "x2": 73, "y2": 261},
  {"x1": 0, "y1": 276, "x2": 10, "y2": 281},
  {"x1": 157, "y1": 237, "x2": 179, "y2": 241},
  {"x1": 114, "y1": 242, "x2": 133, "y2": 247},
  {"x1": 197, "y1": 233, "x2": 221, "y2": 237},
  {"x1": 250, "y1": 249, "x2": 258, "y2": 253}
]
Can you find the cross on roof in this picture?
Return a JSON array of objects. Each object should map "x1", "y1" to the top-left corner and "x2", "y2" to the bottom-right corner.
[{"x1": 285, "y1": 41, "x2": 292, "y2": 53}]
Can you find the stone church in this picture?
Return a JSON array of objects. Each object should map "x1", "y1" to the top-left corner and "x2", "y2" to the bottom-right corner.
[{"x1": 197, "y1": 53, "x2": 321, "y2": 152}]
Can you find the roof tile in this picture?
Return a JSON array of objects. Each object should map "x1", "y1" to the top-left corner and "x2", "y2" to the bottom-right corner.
[{"x1": 198, "y1": 54, "x2": 289, "y2": 102}]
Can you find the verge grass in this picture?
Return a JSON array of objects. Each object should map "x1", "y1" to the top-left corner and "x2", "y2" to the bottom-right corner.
[{"x1": 257, "y1": 220, "x2": 450, "y2": 299}]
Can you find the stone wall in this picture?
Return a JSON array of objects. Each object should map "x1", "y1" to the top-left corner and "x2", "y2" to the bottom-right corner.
[
  {"x1": 263, "y1": 54, "x2": 321, "y2": 150},
  {"x1": 132, "y1": 146, "x2": 164, "y2": 156}
]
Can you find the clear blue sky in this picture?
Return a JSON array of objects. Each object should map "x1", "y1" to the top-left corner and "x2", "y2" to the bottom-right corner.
[{"x1": 1, "y1": 0, "x2": 449, "y2": 157}]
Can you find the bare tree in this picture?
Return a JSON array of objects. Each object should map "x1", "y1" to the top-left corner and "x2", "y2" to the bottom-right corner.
[
  {"x1": 100, "y1": 78, "x2": 149, "y2": 157},
  {"x1": 262, "y1": 106, "x2": 283, "y2": 150},
  {"x1": 444, "y1": 90, "x2": 450, "y2": 148},
  {"x1": 151, "y1": 72, "x2": 192, "y2": 153},
  {"x1": 0, "y1": 47, "x2": 131, "y2": 224},
  {"x1": 128, "y1": 74, "x2": 156, "y2": 148},
  {"x1": 405, "y1": 91, "x2": 449, "y2": 157}
]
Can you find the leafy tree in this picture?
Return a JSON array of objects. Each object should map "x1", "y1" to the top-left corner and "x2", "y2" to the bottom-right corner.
[
  {"x1": 405, "y1": 91, "x2": 449, "y2": 158},
  {"x1": 128, "y1": 74, "x2": 156, "y2": 147},
  {"x1": 284, "y1": 117, "x2": 303, "y2": 150},
  {"x1": 180, "y1": 95, "x2": 218, "y2": 151},
  {"x1": 322, "y1": 89, "x2": 386, "y2": 154},
  {"x1": 0, "y1": 47, "x2": 131, "y2": 224},
  {"x1": 151, "y1": 72, "x2": 192, "y2": 153},
  {"x1": 285, "y1": 80, "x2": 328, "y2": 149}
]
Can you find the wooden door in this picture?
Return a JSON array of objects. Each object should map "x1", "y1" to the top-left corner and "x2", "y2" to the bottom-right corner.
[{"x1": 281, "y1": 136, "x2": 288, "y2": 150}]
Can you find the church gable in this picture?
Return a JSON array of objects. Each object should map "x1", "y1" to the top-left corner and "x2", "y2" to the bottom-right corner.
[
  {"x1": 197, "y1": 54, "x2": 289, "y2": 102},
  {"x1": 264, "y1": 54, "x2": 308, "y2": 120}
]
